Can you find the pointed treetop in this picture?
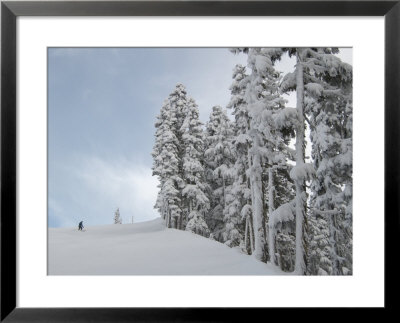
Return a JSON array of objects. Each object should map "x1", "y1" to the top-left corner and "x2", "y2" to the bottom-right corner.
[{"x1": 174, "y1": 83, "x2": 187, "y2": 93}]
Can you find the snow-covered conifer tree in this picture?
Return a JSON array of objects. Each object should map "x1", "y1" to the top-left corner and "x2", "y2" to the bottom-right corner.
[
  {"x1": 204, "y1": 106, "x2": 235, "y2": 242},
  {"x1": 152, "y1": 100, "x2": 173, "y2": 221},
  {"x1": 152, "y1": 89, "x2": 185, "y2": 228},
  {"x1": 279, "y1": 48, "x2": 320, "y2": 273},
  {"x1": 304, "y1": 53, "x2": 353, "y2": 274},
  {"x1": 114, "y1": 208, "x2": 122, "y2": 224},
  {"x1": 167, "y1": 84, "x2": 190, "y2": 229},
  {"x1": 243, "y1": 48, "x2": 287, "y2": 262},
  {"x1": 153, "y1": 84, "x2": 211, "y2": 233},
  {"x1": 181, "y1": 97, "x2": 210, "y2": 237},
  {"x1": 232, "y1": 48, "x2": 268, "y2": 261},
  {"x1": 280, "y1": 47, "x2": 352, "y2": 274},
  {"x1": 226, "y1": 64, "x2": 251, "y2": 249}
]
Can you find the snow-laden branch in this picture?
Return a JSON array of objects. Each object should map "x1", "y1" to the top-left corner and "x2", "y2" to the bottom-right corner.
[
  {"x1": 289, "y1": 162, "x2": 315, "y2": 182},
  {"x1": 268, "y1": 200, "x2": 296, "y2": 228},
  {"x1": 273, "y1": 107, "x2": 299, "y2": 130}
]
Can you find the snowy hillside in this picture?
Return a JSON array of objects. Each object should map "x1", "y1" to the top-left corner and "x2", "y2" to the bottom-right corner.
[{"x1": 48, "y1": 218, "x2": 285, "y2": 275}]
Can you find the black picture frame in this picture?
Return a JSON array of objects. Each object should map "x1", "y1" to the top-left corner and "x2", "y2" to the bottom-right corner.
[{"x1": 1, "y1": 0, "x2": 398, "y2": 321}]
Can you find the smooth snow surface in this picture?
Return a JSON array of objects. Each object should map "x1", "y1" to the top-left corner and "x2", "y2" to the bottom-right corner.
[{"x1": 48, "y1": 218, "x2": 285, "y2": 275}]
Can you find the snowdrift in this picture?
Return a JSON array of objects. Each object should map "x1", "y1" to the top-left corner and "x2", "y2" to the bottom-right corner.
[{"x1": 48, "y1": 217, "x2": 285, "y2": 275}]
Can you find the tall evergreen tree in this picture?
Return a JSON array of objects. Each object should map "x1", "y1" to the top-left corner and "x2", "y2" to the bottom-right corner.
[
  {"x1": 304, "y1": 54, "x2": 353, "y2": 274},
  {"x1": 152, "y1": 99, "x2": 174, "y2": 221},
  {"x1": 181, "y1": 98, "x2": 210, "y2": 237},
  {"x1": 167, "y1": 84, "x2": 190, "y2": 229},
  {"x1": 280, "y1": 47, "x2": 352, "y2": 274},
  {"x1": 279, "y1": 48, "x2": 321, "y2": 273},
  {"x1": 232, "y1": 48, "x2": 269, "y2": 261},
  {"x1": 204, "y1": 106, "x2": 235, "y2": 242},
  {"x1": 241, "y1": 48, "x2": 287, "y2": 262},
  {"x1": 154, "y1": 106, "x2": 182, "y2": 228},
  {"x1": 152, "y1": 86, "x2": 186, "y2": 229},
  {"x1": 226, "y1": 64, "x2": 251, "y2": 249},
  {"x1": 248, "y1": 48, "x2": 291, "y2": 265},
  {"x1": 153, "y1": 84, "x2": 212, "y2": 234}
]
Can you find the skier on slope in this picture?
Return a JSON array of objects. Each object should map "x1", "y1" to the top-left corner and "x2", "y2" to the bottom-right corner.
[{"x1": 78, "y1": 221, "x2": 84, "y2": 231}]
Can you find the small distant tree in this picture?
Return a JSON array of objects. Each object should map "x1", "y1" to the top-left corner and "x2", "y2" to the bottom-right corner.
[{"x1": 114, "y1": 208, "x2": 122, "y2": 224}]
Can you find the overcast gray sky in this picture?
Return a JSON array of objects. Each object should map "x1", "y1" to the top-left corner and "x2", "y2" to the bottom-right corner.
[{"x1": 48, "y1": 48, "x2": 352, "y2": 228}]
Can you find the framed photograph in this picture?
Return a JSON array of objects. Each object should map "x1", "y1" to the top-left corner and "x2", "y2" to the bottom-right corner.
[{"x1": 1, "y1": 0, "x2": 397, "y2": 321}]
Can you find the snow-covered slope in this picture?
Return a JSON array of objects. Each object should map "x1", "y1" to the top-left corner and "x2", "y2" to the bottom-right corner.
[{"x1": 48, "y1": 218, "x2": 285, "y2": 275}]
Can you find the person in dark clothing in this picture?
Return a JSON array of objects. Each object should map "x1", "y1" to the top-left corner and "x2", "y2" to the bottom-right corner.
[{"x1": 78, "y1": 221, "x2": 84, "y2": 231}]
